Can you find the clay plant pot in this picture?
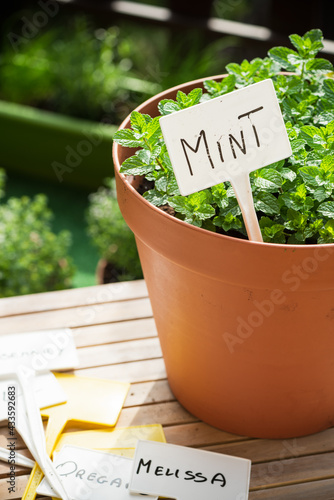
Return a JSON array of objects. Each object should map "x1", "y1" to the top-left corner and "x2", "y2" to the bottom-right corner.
[{"x1": 113, "y1": 75, "x2": 334, "y2": 439}]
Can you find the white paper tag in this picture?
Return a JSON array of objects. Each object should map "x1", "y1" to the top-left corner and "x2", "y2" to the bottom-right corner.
[
  {"x1": 160, "y1": 79, "x2": 292, "y2": 196},
  {"x1": 0, "y1": 328, "x2": 79, "y2": 372},
  {"x1": 0, "y1": 372, "x2": 67, "y2": 422},
  {"x1": 130, "y1": 440, "x2": 251, "y2": 500},
  {"x1": 37, "y1": 445, "x2": 158, "y2": 499}
]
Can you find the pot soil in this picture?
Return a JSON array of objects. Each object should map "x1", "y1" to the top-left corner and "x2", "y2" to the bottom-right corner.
[{"x1": 113, "y1": 75, "x2": 334, "y2": 439}]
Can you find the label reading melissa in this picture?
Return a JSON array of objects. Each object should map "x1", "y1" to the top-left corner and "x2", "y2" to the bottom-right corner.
[{"x1": 130, "y1": 440, "x2": 251, "y2": 500}]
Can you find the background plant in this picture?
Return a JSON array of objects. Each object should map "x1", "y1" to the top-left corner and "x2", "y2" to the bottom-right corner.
[
  {"x1": 0, "y1": 14, "x2": 235, "y2": 124},
  {"x1": 114, "y1": 29, "x2": 334, "y2": 245},
  {"x1": 86, "y1": 178, "x2": 143, "y2": 281},
  {"x1": 0, "y1": 170, "x2": 75, "y2": 297},
  {"x1": 0, "y1": 16, "x2": 159, "y2": 123}
]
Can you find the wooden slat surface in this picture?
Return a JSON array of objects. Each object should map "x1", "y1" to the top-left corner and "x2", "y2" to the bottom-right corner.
[{"x1": 0, "y1": 280, "x2": 334, "y2": 499}]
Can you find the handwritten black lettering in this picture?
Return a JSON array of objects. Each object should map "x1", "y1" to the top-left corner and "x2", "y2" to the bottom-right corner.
[
  {"x1": 229, "y1": 130, "x2": 246, "y2": 159},
  {"x1": 211, "y1": 472, "x2": 226, "y2": 487},
  {"x1": 155, "y1": 466, "x2": 164, "y2": 476},
  {"x1": 184, "y1": 470, "x2": 196, "y2": 480},
  {"x1": 238, "y1": 106, "x2": 264, "y2": 148},
  {"x1": 194, "y1": 472, "x2": 207, "y2": 483},
  {"x1": 136, "y1": 458, "x2": 152, "y2": 475},
  {"x1": 180, "y1": 130, "x2": 214, "y2": 176},
  {"x1": 238, "y1": 106, "x2": 264, "y2": 120},
  {"x1": 217, "y1": 140, "x2": 224, "y2": 163}
]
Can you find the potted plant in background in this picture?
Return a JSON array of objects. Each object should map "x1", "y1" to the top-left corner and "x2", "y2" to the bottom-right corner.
[
  {"x1": 86, "y1": 178, "x2": 143, "y2": 283},
  {"x1": 113, "y1": 29, "x2": 334, "y2": 439},
  {"x1": 0, "y1": 169, "x2": 75, "y2": 297}
]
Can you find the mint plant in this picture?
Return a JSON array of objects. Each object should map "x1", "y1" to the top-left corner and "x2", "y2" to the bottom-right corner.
[{"x1": 114, "y1": 29, "x2": 334, "y2": 244}]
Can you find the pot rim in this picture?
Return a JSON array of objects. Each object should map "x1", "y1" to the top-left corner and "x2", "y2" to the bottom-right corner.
[{"x1": 113, "y1": 74, "x2": 334, "y2": 251}]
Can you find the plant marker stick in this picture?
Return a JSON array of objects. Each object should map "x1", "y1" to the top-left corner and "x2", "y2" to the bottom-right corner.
[
  {"x1": 159, "y1": 79, "x2": 292, "y2": 243},
  {"x1": 22, "y1": 373, "x2": 130, "y2": 500},
  {"x1": 0, "y1": 446, "x2": 35, "y2": 469},
  {"x1": 16, "y1": 367, "x2": 72, "y2": 500},
  {"x1": 229, "y1": 173, "x2": 263, "y2": 242},
  {"x1": 22, "y1": 414, "x2": 69, "y2": 500},
  {"x1": 0, "y1": 367, "x2": 71, "y2": 500}
]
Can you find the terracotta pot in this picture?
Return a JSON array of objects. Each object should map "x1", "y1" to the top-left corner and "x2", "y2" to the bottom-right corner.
[{"x1": 113, "y1": 75, "x2": 334, "y2": 439}]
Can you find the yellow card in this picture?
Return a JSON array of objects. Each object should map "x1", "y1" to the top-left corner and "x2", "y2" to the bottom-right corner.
[
  {"x1": 22, "y1": 373, "x2": 129, "y2": 500},
  {"x1": 53, "y1": 424, "x2": 166, "y2": 455}
]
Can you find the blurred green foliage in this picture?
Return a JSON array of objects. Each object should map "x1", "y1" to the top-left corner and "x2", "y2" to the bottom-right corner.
[
  {"x1": 0, "y1": 170, "x2": 75, "y2": 297},
  {"x1": 86, "y1": 178, "x2": 143, "y2": 281},
  {"x1": 0, "y1": 16, "x2": 159, "y2": 122},
  {"x1": 0, "y1": 14, "x2": 235, "y2": 123},
  {"x1": 0, "y1": 10, "x2": 237, "y2": 291}
]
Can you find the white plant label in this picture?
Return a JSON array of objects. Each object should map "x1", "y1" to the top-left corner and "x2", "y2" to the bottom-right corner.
[
  {"x1": 130, "y1": 440, "x2": 251, "y2": 500},
  {"x1": 160, "y1": 79, "x2": 292, "y2": 241},
  {"x1": 0, "y1": 328, "x2": 79, "y2": 371},
  {"x1": 0, "y1": 371, "x2": 67, "y2": 422},
  {"x1": 37, "y1": 445, "x2": 158, "y2": 499}
]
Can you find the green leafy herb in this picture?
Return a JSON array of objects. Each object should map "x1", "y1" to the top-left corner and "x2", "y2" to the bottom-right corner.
[{"x1": 114, "y1": 29, "x2": 334, "y2": 244}]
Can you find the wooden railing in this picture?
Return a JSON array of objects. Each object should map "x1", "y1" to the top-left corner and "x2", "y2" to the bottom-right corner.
[
  {"x1": 2, "y1": 0, "x2": 334, "y2": 61},
  {"x1": 52, "y1": 0, "x2": 334, "y2": 61}
]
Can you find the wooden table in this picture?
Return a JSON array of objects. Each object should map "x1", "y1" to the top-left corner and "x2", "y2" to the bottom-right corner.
[{"x1": 0, "y1": 280, "x2": 333, "y2": 499}]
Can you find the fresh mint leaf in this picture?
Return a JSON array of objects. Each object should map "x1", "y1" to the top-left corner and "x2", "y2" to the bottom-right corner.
[
  {"x1": 306, "y1": 58, "x2": 333, "y2": 72},
  {"x1": 323, "y1": 79, "x2": 334, "y2": 106},
  {"x1": 213, "y1": 213, "x2": 243, "y2": 233},
  {"x1": 113, "y1": 128, "x2": 145, "y2": 148},
  {"x1": 176, "y1": 88, "x2": 203, "y2": 108},
  {"x1": 211, "y1": 183, "x2": 229, "y2": 209},
  {"x1": 167, "y1": 176, "x2": 180, "y2": 196},
  {"x1": 146, "y1": 117, "x2": 162, "y2": 145},
  {"x1": 268, "y1": 47, "x2": 298, "y2": 72},
  {"x1": 259, "y1": 217, "x2": 286, "y2": 244},
  {"x1": 314, "y1": 111, "x2": 334, "y2": 126},
  {"x1": 158, "y1": 99, "x2": 181, "y2": 116},
  {"x1": 226, "y1": 58, "x2": 265, "y2": 86},
  {"x1": 130, "y1": 111, "x2": 150, "y2": 133},
  {"x1": 143, "y1": 189, "x2": 168, "y2": 207},
  {"x1": 280, "y1": 167, "x2": 297, "y2": 182},
  {"x1": 289, "y1": 34, "x2": 306, "y2": 54},
  {"x1": 155, "y1": 174, "x2": 168, "y2": 192},
  {"x1": 303, "y1": 29, "x2": 324, "y2": 55},
  {"x1": 299, "y1": 166, "x2": 322, "y2": 187},
  {"x1": 318, "y1": 220, "x2": 334, "y2": 243},
  {"x1": 317, "y1": 201, "x2": 334, "y2": 217},
  {"x1": 255, "y1": 192, "x2": 280, "y2": 215},
  {"x1": 203, "y1": 75, "x2": 236, "y2": 97},
  {"x1": 321, "y1": 154, "x2": 334, "y2": 171},
  {"x1": 253, "y1": 168, "x2": 282, "y2": 192},
  {"x1": 169, "y1": 192, "x2": 215, "y2": 227},
  {"x1": 117, "y1": 28, "x2": 334, "y2": 244},
  {"x1": 300, "y1": 125, "x2": 326, "y2": 149},
  {"x1": 120, "y1": 156, "x2": 155, "y2": 176},
  {"x1": 313, "y1": 187, "x2": 331, "y2": 202}
]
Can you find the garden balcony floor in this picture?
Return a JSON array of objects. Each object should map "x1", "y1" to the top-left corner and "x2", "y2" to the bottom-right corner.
[{"x1": 0, "y1": 279, "x2": 333, "y2": 499}]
